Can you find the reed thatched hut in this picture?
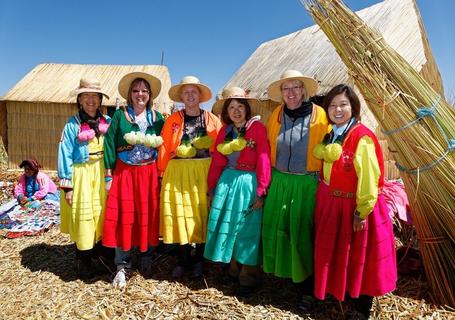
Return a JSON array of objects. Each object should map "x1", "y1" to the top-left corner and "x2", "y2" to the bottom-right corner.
[
  {"x1": 0, "y1": 63, "x2": 173, "y2": 170},
  {"x1": 213, "y1": 0, "x2": 444, "y2": 179}
]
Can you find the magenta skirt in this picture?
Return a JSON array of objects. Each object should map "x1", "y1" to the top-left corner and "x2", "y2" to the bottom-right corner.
[
  {"x1": 314, "y1": 182, "x2": 397, "y2": 301},
  {"x1": 103, "y1": 160, "x2": 160, "y2": 252}
]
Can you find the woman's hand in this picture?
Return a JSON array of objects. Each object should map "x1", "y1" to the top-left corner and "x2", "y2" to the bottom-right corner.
[
  {"x1": 18, "y1": 195, "x2": 28, "y2": 205},
  {"x1": 353, "y1": 214, "x2": 366, "y2": 232},
  {"x1": 251, "y1": 196, "x2": 265, "y2": 209},
  {"x1": 65, "y1": 190, "x2": 73, "y2": 206},
  {"x1": 105, "y1": 180, "x2": 112, "y2": 192}
]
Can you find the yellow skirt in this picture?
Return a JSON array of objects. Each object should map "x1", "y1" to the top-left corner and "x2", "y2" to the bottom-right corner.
[
  {"x1": 60, "y1": 159, "x2": 106, "y2": 250},
  {"x1": 160, "y1": 158, "x2": 210, "y2": 244}
]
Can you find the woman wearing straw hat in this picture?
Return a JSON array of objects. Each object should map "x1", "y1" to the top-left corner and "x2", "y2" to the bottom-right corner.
[
  {"x1": 262, "y1": 70, "x2": 328, "y2": 309},
  {"x1": 102, "y1": 72, "x2": 164, "y2": 287},
  {"x1": 158, "y1": 75, "x2": 222, "y2": 279},
  {"x1": 58, "y1": 78, "x2": 111, "y2": 279},
  {"x1": 313, "y1": 84, "x2": 396, "y2": 320},
  {"x1": 204, "y1": 87, "x2": 271, "y2": 296}
]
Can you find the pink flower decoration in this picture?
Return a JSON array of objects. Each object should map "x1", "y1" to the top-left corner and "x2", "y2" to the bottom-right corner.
[
  {"x1": 78, "y1": 129, "x2": 96, "y2": 142},
  {"x1": 99, "y1": 122, "x2": 109, "y2": 134}
]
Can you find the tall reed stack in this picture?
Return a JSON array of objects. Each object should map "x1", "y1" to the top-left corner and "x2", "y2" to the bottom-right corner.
[{"x1": 302, "y1": 0, "x2": 455, "y2": 306}]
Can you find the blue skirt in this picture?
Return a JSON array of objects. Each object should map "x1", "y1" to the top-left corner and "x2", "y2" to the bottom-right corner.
[{"x1": 204, "y1": 168, "x2": 262, "y2": 266}]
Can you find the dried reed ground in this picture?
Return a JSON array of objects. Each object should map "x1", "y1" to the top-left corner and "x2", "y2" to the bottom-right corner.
[{"x1": 0, "y1": 167, "x2": 454, "y2": 319}]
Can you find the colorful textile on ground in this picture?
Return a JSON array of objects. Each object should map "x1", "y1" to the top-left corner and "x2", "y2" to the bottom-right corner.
[
  {"x1": 204, "y1": 168, "x2": 262, "y2": 266},
  {"x1": 0, "y1": 198, "x2": 60, "y2": 238},
  {"x1": 262, "y1": 169, "x2": 317, "y2": 283}
]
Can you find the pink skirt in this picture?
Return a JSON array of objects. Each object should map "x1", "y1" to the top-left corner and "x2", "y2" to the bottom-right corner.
[
  {"x1": 314, "y1": 182, "x2": 397, "y2": 301},
  {"x1": 102, "y1": 160, "x2": 160, "y2": 252}
]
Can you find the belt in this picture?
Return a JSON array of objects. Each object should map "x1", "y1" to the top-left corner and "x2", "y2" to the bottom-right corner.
[
  {"x1": 89, "y1": 151, "x2": 104, "y2": 156},
  {"x1": 330, "y1": 189, "x2": 355, "y2": 199}
]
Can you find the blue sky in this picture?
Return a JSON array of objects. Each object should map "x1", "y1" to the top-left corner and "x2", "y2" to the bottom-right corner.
[{"x1": 1, "y1": 0, "x2": 454, "y2": 107}]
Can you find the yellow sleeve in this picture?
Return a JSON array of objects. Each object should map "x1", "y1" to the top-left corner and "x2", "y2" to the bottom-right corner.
[{"x1": 354, "y1": 136, "x2": 380, "y2": 219}]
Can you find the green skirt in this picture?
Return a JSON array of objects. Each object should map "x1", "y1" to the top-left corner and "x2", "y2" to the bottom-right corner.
[{"x1": 262, "y1": 169, "x2": 317, "y2": 282}]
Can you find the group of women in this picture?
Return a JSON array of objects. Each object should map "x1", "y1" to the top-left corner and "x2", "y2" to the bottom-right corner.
[{"x1": 57, "y1": 69, "x2": 396, "y2": 320}]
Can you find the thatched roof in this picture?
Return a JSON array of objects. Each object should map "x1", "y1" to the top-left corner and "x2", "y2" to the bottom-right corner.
[
  {"x1": 1, "y1": 63, "x2": 174, "y2": 113},
  {"x1": 222, "y1": 0, "x2": 443, "y2": 101}
]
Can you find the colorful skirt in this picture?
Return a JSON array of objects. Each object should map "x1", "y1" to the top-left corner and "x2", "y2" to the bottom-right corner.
[
  {"x1": 262, "y1": 169, "x2": 317, "y2": 283},
  {"x1": 204, "y1": 168, "x2": 262, "y2": 266},
  {"x1": 60, "y1": 159, "x2": 106, "y2": 251},
  {"x1": 160, "y1": 158, "x2": 210, "y2": 244},
  {"x1": 102, "y1": 160, "x2": 160, "y2": 252},
  {"x1": 314, "y1": 182, "x2": 397, "y2": 301}
]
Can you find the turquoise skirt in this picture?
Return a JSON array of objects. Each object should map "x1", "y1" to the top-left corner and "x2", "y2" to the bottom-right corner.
[
  {"x1": 262, "y1": 169, "x2": 317, "y2": 282},
  {"x1": 204, "y1": 168, "x2": 262, "y2": 266}
]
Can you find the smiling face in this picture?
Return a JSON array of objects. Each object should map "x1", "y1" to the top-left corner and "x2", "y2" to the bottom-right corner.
[
  {"x1": 180, "y1": 84, "x2": 201, "y2": 109},
  {"x1": 227, "y1": 99, "x2": 247, "y2": 127},
  {"x1": 281, "y1": 79, "x2": 306, "y2": 109},
  {"x1": 78, "y1": 93, "x2": 101, "y2": 117},
  {"x1": 327, "y1": 93, "x2": 353, "y2": 127},
  {"x1": 130, "y1": 80, "x2": 150, "y2": 111}
]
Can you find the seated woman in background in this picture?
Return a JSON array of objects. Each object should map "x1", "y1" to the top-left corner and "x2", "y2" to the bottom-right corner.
[{"x1": 14, "y1": 158, "x2": 59, "y2": 206}]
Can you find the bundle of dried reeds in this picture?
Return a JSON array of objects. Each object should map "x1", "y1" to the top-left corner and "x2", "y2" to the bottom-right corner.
[{"x1": 301, "y1": 0, "x2": 455, "y2": 307}]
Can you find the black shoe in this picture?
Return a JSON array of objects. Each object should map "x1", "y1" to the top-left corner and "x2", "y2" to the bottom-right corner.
[
  {"x1": 234, "y1": 284, "x2": 258, "y2": 298},
  {"x1": 346, "y1": 310, "x2": 369, "y2": 320},
  {"x1": 298, "y1": 295, "x2": 316, "y2": 312},
  {"x1": 77, "y1": 259, "x2": 94, "y2": 279}
]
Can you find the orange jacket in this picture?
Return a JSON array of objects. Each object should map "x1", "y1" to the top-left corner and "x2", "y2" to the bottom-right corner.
[
  {"x1": 158, "y1": 110, "x2": 222, "y2": 174},
  {"x1": 267, "y1": 103, "x2": 329, "y2": 171}
]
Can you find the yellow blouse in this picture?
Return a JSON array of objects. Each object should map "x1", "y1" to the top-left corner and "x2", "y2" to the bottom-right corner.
[
  {"x1": 323, "y1": 136, "x2": 380, "y2": 219},
  {"x1": 88, "y1": 136, "x2": 104, "y2": 161}
]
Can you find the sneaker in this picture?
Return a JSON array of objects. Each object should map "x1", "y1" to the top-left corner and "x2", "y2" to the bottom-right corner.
[
  {"x1": 112, "y1": 268, "x2": 127, "y2": 288},
  {"x1": 190, "y1": 262, "x2": 204, "y2": 279},
  {"x1": 298, "y1": 295, "x2": 316, "y2": 312},
  {"x1": 171, "y1": 265, "x2": 185, "y2": 279}
]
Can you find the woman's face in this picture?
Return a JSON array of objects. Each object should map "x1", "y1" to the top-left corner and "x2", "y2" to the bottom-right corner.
[
  {"x1": 78, "y1": 93, "x2": 101, "y2": 117},
  {"x1": 180, "y1": 85, "x2": 201, "y2": 109},
  {"x1": 23, "y1": 166, "x2": 35, "y2": 177},
  {"x1": 328, "y1": 93, "x2": 353, "y2": 127},
  {"x1": 130, "y1": 81, "x2": 150, "y2": 109},
  {"x1": 227, "y1": 99, "x2": 247, "y2": 127},
  {"x1": 281, "y1": 80, "x2": 306, "y2": 109}
]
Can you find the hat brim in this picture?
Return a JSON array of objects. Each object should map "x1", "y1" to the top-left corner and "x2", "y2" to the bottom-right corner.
[
  {"x1": 211, "y1": 97, "x2": 261, "y2": 116},
  {"x1": 267, "y1": 76, "x2": 318, "y2": 102},
  {"x1": 73, "y1": 88, "x2": 110, "y2": 100},
  {"x1": 118, "y1": 72, "x2": 162, "y2": 101},
  {"x1": 168, "y1": 83, "x2": 212, "y2": 103}
]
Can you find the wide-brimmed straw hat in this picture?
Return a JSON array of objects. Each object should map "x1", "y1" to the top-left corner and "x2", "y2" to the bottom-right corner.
[
  {"x1": 168, "y1": 75, "x2": 212, "y2": 103},
  {"x1": 118, "y1": 72, "x2": 162, "y2": 100},
  {"x1": 267, "y1": 70, "x2": 318, "y2": 102},
  {"x1": 71, "y1": 78, "x2": 110, "y2": 99},
  {"x1": 211, "y1": 87, "x2": 259, "y2": 115}
]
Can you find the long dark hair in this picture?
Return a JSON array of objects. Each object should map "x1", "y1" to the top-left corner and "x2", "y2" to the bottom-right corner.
[
  {"x1": 220, "y1": 98, "x2": 252, "y2": 125},
  {"x1": 323, "y1": 84, "x2": 361, "y2": 124}
]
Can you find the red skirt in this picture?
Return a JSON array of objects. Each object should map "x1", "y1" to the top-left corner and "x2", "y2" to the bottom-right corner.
[
  {"x1": 102, "y1": 160, "x2": 160, "y2": 252},
  {"x1": 314, "y1": 182, "x2": 397, "y2": 301}
]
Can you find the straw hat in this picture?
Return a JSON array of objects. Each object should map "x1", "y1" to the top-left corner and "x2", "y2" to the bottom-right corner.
[
  {"x1": 71, "y1": 78, "x2": 110, "y2": 99},
  {"x1": 211, "y1": 87, "x2": 259, "y2": 115},
  {"x1": 118, "y1": 72, "x2": 162, "y2": 100},
  {"x1": 168, "y1": 75, "x2": 212, "y2": 103},
  {"x1": 267, "y1": 70, "x2": 318, "y2": 102}
]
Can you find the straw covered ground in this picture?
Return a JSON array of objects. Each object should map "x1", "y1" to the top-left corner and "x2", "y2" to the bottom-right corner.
[{"x1": 0, "y1": 167, "x2": 454, "y2": 320}]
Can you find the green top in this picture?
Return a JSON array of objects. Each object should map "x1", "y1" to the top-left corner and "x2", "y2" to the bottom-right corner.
[{"x1": 104, "y1": 108, "x2": 164, "y2": 169}]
